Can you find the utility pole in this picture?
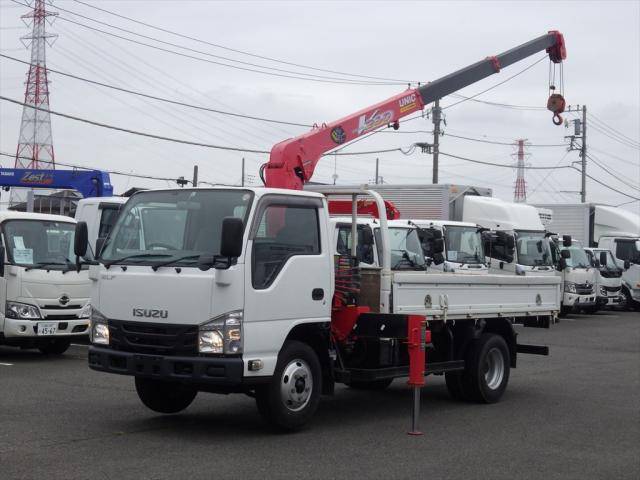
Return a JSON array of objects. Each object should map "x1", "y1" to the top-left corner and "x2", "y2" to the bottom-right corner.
[
  {"x1": 241, "y1": 157, "x2": 245, "y2": 186},
  {"x1": 566, "y1": 104, "x2": 587, "y2": 202},
  {"x1": 581, "y1": 105, "x2": 587, "y2": 203},
  {"x1": 375, "y1": 157, "x2": 379, "y2": 184},
  {"x1": 192, "y1": 165, "x2": 198, "y2": 187},
  {"x1": 432, "y1": 100, "x2": 441, "y2": 184}
]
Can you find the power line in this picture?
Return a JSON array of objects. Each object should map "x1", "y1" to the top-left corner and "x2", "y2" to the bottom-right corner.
[
  {"x1": 587, "y1": 112, "x2": 640, "y2": 147},
  {"x1": 5, "y1": 0, "x2": 402, "y2": 86},
  {"x1": 589, "y1": 146, "x2": 640, "y2": 167},
  {"x1": 0, "y1": 53, "x2": 313, "y2": 128},
  {"x1": 442, "y1": 131, "x2": 566, "y2": 147},
  {"x1": 589, "y1": 122, "x2": 640, "y2": 150},
  {"x1": 587, "y1": 153, "x2": 640, "y2": 192},
  {"x1": 69, "y1": 0, "x2": 414, "y2": 84}
]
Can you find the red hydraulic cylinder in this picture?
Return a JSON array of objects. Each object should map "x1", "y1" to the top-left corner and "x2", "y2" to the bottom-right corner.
[{"x1": 407, "y1": 315, "x2": 428, "y2": 435}]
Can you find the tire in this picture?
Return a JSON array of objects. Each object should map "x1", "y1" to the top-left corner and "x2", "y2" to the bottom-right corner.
[
  {"x1": 255, "y1": 340, "x2": 321, "y2": 431},
  {"x1": 346, "y1": 378, "x2": 393, "y2": 391},
  {"x1": 621, "y1": 288, "x2": 639, "y2": 311},
  {"x1": 38, "y1": 338, "x2": 71, "y2": 355},
  {"x1": 559, "y1": 305, "x2": 572, "y2": 317},
  {"x1": 445, "y1": 371, "x2": 469, "y2": 401},
  {"x1": 134, "y1": 377, "x2": 197, "y2": 414},
  {"x1": 462, "y1": 333, "x2": 510, "y2": 404}
]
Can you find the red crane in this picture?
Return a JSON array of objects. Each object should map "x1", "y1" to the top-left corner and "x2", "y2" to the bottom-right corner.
[{"x1": 263, "y1": 31, "x2": 566, "y2": 191}]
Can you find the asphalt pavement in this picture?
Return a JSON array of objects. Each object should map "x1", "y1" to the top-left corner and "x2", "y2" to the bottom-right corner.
[{"x1": 1, "y1": 310, "x2": 638, "y2": 480}]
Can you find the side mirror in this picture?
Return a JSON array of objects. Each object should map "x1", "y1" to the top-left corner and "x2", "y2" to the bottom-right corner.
[
  {"x1": 432, "y1": 238, "x2": 445, "y2": 254},
  {"x1": 505, "y1": 254, "x2": 514, "y2": 264},
  {"x1": 74, "y1": 222, "x2": 89, "y2": 257},
  {"x1": 561, "y1": 249, "x2": 571, "y2": 259},
  {"x1": 432, "y1": 252, "x2": 445, "y2": 265},
  {"x1": 0, "y1": 245, "x2": 5, "y2": 277},
  {"x1": 430, "y1": 228, "x2": 443, "y2": 240},
  {"x1": 558, "y1": 258, "x2": 567, "y2": 270},
  {"x1": 599, "y1": 252, "x2": 608, "y2": 267},
  {"x1": 593, "y1": 259, "x2": 601, "y2": 268},
  {"x1": 361, "y1": 228, "x2": 374, "y2": 246},
  {"x1": 624, "y1": 260, "x2": 631, "y2": 270},
  {"x1": 506, "y1": 235, "x2": 515, "y2": 250},
  {"x1": 220, "y1": 217, "x2": 244, "y2": 259},
  {"x1": 95, "y1": 237, "x2": 107, "y2": 258},
  {"x1": 562, "y1": 235, "x2": 572, "y2": 247}
]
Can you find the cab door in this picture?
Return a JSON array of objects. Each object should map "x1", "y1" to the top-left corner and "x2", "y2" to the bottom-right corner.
[
  {"x1": 0, "y1": 236, "x2": 7, "y2": 330},
  {"x1": 243, "y1": 195, "x2": 331, "y2": 377}
]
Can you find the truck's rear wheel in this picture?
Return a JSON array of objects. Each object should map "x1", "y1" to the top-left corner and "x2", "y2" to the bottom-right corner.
[
  {"x1": 134, "y1": 378, "x2": 197, "y2": 414},
  {"x1": 255, "y1": 340, "x2": 321, "y2": 431},
  {"x1": 463, "y1": 333, "x2": 510, "y2": 403},
  {"x1": 38, "y1": 338, "x2": 71, "y2": 355}
]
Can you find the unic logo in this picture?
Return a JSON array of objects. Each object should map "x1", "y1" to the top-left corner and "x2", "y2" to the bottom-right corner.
[{"x1": 133, "y1": 308, "x2": 168, "y2": 319}]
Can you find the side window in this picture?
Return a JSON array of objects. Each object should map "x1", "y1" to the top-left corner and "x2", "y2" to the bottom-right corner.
[
  {"x1": 615, "y1": 240, "x2": 634, "y2": 261},
  {"x1": 336, "y1": 226, "x2": 374, "y2": 265},
  {"x1": 98, "y1": 207, "x2": 120, "y2": 239},
  {"x1": 252, "y1": 204, "x2": 320, "y2": 289}
]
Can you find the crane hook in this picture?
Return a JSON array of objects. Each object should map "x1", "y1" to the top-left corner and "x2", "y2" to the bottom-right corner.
[{"x1": 552, "y1": 113, "x2": 563, "y2": 126}]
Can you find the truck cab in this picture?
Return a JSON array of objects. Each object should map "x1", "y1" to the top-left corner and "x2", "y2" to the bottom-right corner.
[
  {"x1": 461, "y1": 196, "x2": 555, "y2": 276},
  {"x1": 584, "y1": 247, "x2": 623, "y2": 309},
  {"x1": 597, "y1": 235, "x2": 640, "y2": 309},
  {"x1": 74, "y1": 196, "x2": 127, "y2": 259},
  {"x1": 550, "y1": 236, "x2": 597, "y2": 313},
  {"x1": 405, "y1": 219, "x2": 487, "y2": 274},
  {"x1": 0, "y1": 212, "x2": 90, "y2": 354}
]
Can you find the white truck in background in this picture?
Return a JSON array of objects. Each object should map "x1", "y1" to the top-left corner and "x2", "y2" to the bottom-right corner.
[
  {"x1": 74, "y1": 196, "x2": 127, "y2": 259},
  {"x1": 0, "y1": 211, "x2": 90, "y2": 354},
  {"x1": 534, "y1": 203, "x2": 640, "y2": 310},
  {"x1": 584, "y1": 247, "x2": 623, "y2": 311}
]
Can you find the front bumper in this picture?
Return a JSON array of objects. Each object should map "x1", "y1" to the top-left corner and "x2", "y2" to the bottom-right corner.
[
  {"x1": 2, "y1": 317, "x2": 89, "y2": 338},
  {"x1": 597, "y1": 295, "x2": 622, "y2": 306},
  {"x1": 88, "y1": 346, "x2": 245, "y2": 386},
  {"x1": 564, "y1": 293, "x2": 596, "y2": 307}
]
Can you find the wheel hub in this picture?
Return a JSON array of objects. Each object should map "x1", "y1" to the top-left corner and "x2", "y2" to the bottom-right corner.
[
  {"x1": 280, "y1": 359, "x2": 313, "y2": 412},
  {"x1": 484, "y1": 347, "x2": 505, "y2": 390}
]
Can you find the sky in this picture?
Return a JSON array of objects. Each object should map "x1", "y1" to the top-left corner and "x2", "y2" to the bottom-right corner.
[{"x1": 0, "y1": 0, "x2": 638, "y2": 212}]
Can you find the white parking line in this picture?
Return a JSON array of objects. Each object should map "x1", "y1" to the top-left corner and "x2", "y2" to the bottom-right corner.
[
  {"x1": 71, "y1": 344, "x2": 89, "y2": 348},
  {"x1": 0, "y1": 362, "x2": 13, "y2": 366}
]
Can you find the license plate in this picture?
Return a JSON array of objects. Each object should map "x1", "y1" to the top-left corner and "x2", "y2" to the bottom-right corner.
[{"x1": 38, "y1": 322, "x2": 58, "y2": 336}]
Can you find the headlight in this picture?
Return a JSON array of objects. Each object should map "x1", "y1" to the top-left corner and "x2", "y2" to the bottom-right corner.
[
  {"x1": 564, "y1": 282, "x2": 577, "y2": 294},
  {"x1": 79, "y1": 303, "x2": 92, "y2": 319},
  {"x1": 90, "y1": 307, "x2": 109, "y2": 345},
  {"x1": 5, "y1": 301, "x2": 41, "y2": 319},
  {"x1": 599, "y1": 286, "x2": 606, "y2": 296},
  {"x1": 199, "y1": 310, "x2": 243, "y2": 354}
]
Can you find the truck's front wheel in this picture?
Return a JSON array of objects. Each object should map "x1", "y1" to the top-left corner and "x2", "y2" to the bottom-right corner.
[
  {"x1": 463, "y1": 333, "x2": 510, "y2": 403},
  {"x1": 134, "y1": 378, "x2": 197, "y2": 414},
  {"x1": 255, "y1": 340, "x2": 321, "y2": 431}
]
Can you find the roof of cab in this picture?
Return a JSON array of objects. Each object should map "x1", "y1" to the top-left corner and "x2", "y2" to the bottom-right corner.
[{"x1": 0, "y1": 211, "x2": 77, "y2": 223}]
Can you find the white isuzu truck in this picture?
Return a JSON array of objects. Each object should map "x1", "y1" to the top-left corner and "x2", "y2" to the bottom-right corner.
[
  {"x1": 77, "y1": 187, "x2": 560, "y2": 430},
  {"x1": 584, "y1": 247, "x2": 623, "y2": 311},
  {"x1": 535, "y1": 203, "x2": 640, "y2": 310},
  {"x1": 0, "y1": 211, "x2": 90, "y2": 354}
]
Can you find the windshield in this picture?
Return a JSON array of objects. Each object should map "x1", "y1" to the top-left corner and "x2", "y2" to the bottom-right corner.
[
  {"x1": 515, "y1": 230, "x2": 553, "y2": 266},
  {"x1": 101, "y1": 189, "x2": 254, "y2": 266},
  {"x1": 564, "y1": 245, "x2": 591, "y2": 268},
  {"x1": 375, "y1": 227, "x2": 426, "y2": 270},
  {"x1": 594, "y1": 250, "x2": 619, "y2": 269},
  {"x1": 445, "y1": 225, "x2": 484, "y2": 264},
  {"x1": 3, "y1": 220, "x2": 76, "y2": 269}
]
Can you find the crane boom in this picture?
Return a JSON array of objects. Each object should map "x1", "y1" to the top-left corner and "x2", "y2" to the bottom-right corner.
[{"x1": 264, "y1": 31, "x2": 565, "y2": 190}]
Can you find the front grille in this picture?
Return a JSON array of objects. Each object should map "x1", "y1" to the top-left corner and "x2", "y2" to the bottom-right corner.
[
  {"x1": 602, "y1": 285, "x2": 621, "y2": 293},
  {"x1": 108, "y1": 320, "x2": 198, "y2": 356},
  {"x1": 43, "y1": 304, "x2": 82, "y2": 310},
  {"x1": 43, "y1": 314, "x2": 81, "y2": 320},
  {"x1": 575, "y1": 284, "x2": 593, "y2": 295}
]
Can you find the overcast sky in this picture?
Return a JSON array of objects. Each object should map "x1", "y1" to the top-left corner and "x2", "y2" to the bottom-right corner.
[{"x1": 1, "y1": 0, "x2": 638, "y2": 212}]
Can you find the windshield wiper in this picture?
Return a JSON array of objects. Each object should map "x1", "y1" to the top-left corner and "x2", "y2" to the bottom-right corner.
[
  {"x1": 24, "y1": 261, "x2": 67, "y2": 271},
  {"x1": 151, "y1": 254, "x2": 201, "y2": 271},
  {"x1": 103, "y1": 253, "x2": 172, "y2": 268}
]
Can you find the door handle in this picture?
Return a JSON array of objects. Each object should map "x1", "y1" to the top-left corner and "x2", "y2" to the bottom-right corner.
[{"x1": 312, "y1": 288, "x2": 324, "y2": 300}]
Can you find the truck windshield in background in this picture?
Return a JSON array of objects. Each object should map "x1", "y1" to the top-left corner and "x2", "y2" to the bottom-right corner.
[
  {"x1": 515, "y1": 231, "x2": 553, "y2": 266},
  {"x1": 3, "y1": 220, "x2": 76, "y2": 270},
  {"x1": 375, "y1": 227, "x2": 426, "y2": 270},
  {"x1": 445, "y1": 225, "x2": 484, "y2": 264},
  {"x1": 563, "y1": 245, "x2": 591, "y2": 269},
  {"x1": 615, "y1": 239, "x2": 640, "y2": 264},
  {"x1": 100, "y1": 189, "x2": 254, "y2": 266}
]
